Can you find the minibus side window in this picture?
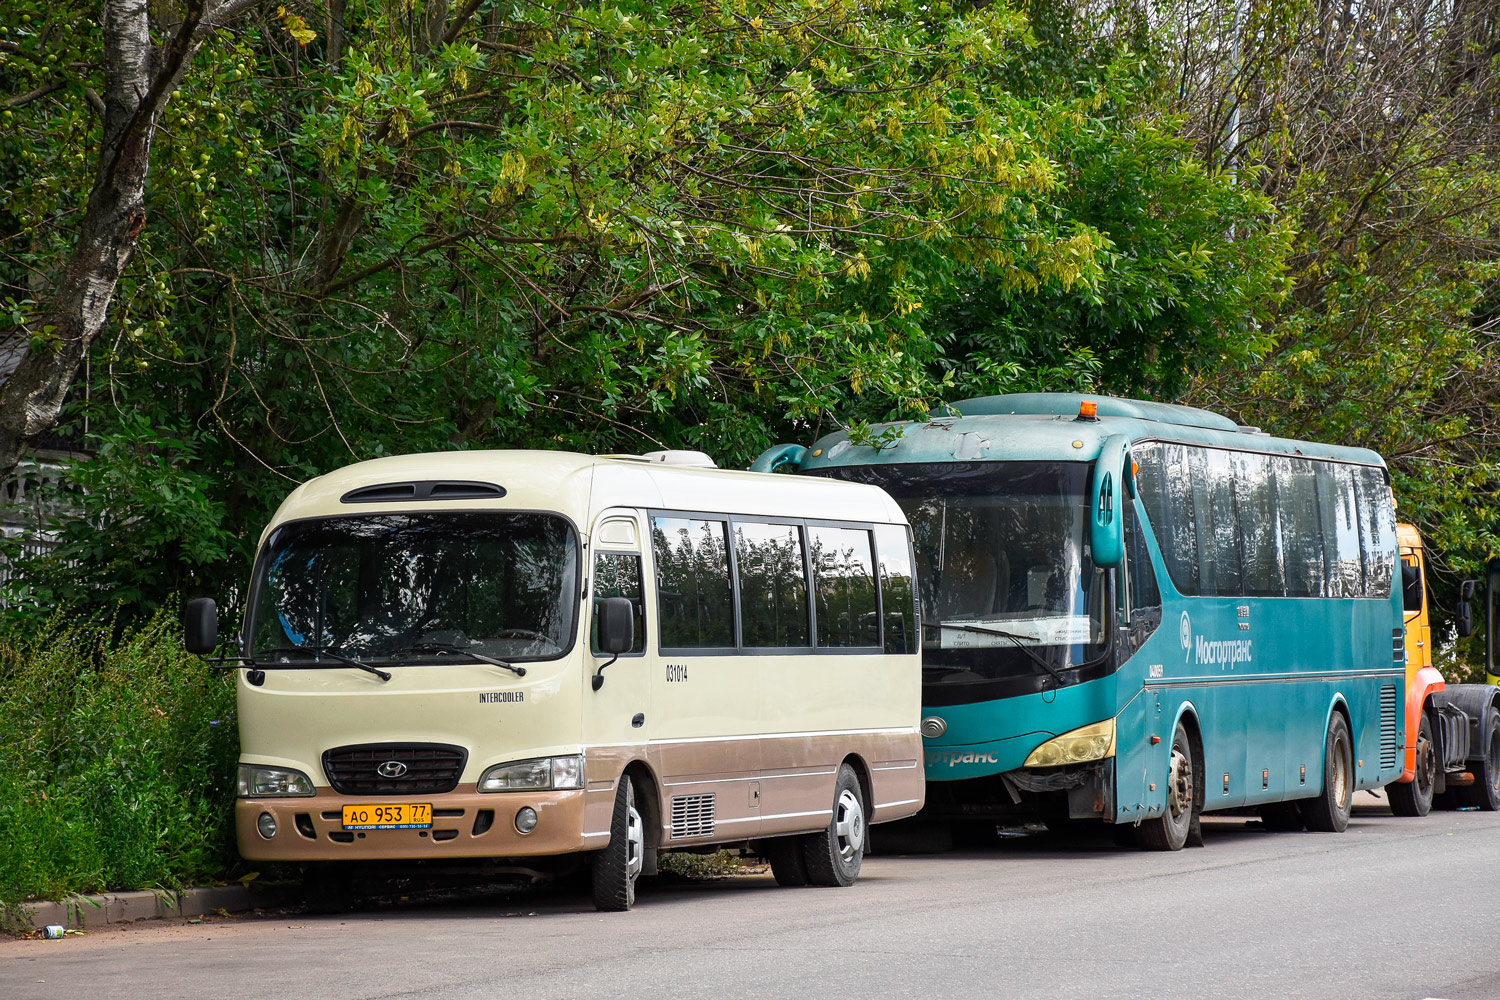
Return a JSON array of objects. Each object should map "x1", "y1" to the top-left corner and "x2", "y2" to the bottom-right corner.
[
  {"x1": 592, "y1": 552, "x2": 645, "y2": 654},
  {"x1": 734, "y1": 520, "x2": 811, "y2": 648},
  {"x1": 809, "y1": 525, "x2": 878, "y2": 648},
  {"x1": 652, "y1": 516, "x2": 734, "y2": 649},
  {"x1": 874, "y1": 523, "x2": 917, "y2": 655}
]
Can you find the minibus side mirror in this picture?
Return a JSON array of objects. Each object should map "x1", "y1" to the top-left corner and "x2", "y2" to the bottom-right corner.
[
  {"x1": 1457, "y1": 579, "x2": 1476, "y2": 638},
  {"x1": 597, "y1": 597, "x2": 634, "y2": 655},
  {"x1": 185, "y1": 597, "x2": 219, "y2": 655}
]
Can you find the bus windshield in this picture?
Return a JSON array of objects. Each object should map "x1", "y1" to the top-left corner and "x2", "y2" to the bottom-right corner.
[
  {"x1": 246, "y1": 512, "x2": 578, "y2": 663},
  {"x1": 818, "y1": 461, "x2": 1107, "y2": 689}
]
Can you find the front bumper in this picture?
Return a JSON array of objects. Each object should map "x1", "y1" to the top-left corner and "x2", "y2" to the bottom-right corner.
[{"x1": 236, "y1": 785, "x2": 593, "y2": 862}]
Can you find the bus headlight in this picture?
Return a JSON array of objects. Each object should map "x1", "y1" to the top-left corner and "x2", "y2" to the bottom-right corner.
[
  {"x1": 1023, "y1": 720, "x2": 1116, "y2": 768},
  {"x1": 478, "y1": 755, "x2": 583, "y2": 792},
  {"x1": 237, "y1": 764, "x2": 315, "y2": 797}
]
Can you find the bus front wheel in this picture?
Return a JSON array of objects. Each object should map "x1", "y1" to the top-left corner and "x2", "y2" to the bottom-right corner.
[
  {"x1": 1303, "y1": 714, "x2": 1354, "y2": 833},
  {"x1": 801, "y1": 764, "x2": 867, "y2": 886},
  {"x1": 1388, "y1": 711, "x2": 1436, "y2": 817},
  {"x1": 1137, "y1": 720, "x2": 1197, "y2": 851},
  {"x1": 592, "y1": 774, "x2": 645, "y2": 911}
]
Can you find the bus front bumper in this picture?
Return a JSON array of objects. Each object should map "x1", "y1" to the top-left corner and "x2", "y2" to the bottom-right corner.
[{"x1": 236, "y1": 786, "x2": 595, "y2": 862}]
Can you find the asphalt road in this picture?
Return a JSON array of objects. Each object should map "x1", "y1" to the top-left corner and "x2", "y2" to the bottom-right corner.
[{"x1": 6, "y1": 794, "x2": 1500, "y2": 1000}]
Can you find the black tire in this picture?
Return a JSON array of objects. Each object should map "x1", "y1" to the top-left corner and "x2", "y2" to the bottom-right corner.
[
  {"x1": 801, "y1": 764, "x2": 867, "y2": 887},
  {"x1": 1388, "y1": 711, "x2": 1437, "y2": 817},
  {"x1": 302, "y1": 866, "x2": 356, "y2": 914},
  {"x1": 1303, "y1": 714, "x2": 1354, "y2": 833},
  {"x1": 592, "y1": 774, "x2": 645, "y2": 911},
  {"x1": 1459, "y1": 705, "x2": 1500, "y2": 811},
  {"x1": 1258, "y1": 801, "x2": 1305, "y2": 832},
  {"x1": 1136, "y1": 719, "x2": 1197, "y2": 851},
  {"x1": 761, "y1": 835, "x2": 810, "y2": 886}
]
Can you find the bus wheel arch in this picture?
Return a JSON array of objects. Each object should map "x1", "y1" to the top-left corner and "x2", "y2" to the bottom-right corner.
[
  {"x1": 1304, "y1": 705, "x2": 1354, "y2": 833},
  {"x1": 621, "y1": 760, "x2": 663, "y2": 874},
  {"x1": 1136, "y1": 711, "x2": 1201, "y2": 851},
  {"x1": 840, "y1": 753, "x2": 875, "y2": 823}
]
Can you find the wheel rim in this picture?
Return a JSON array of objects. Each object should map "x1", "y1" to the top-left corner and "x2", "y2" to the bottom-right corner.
[
  {"x1": 1168, "y1": 736, "x2": 1194, "y2": 822},
  {"x1": 1332, "y1": 733, "x2": 1350, "y2": 808},
  {"x1": 1414, "y1": 729, "x2": 1436, "y2": 798},
  {"x1": 834, "y1": 788, "x2": 865, "y2": 863},
  {"x1": 625, "y1": 799, "x2": 644, "y2": 880}
]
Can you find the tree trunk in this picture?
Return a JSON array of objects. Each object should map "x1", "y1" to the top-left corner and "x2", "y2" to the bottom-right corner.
[{"x1": 0, "y1": 0, "x2": 253, "y2": 482}]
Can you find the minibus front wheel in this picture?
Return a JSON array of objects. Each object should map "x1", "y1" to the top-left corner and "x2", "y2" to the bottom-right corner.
[{"x1": 592, "y1": 775, "x2": 645, "y2": 912}]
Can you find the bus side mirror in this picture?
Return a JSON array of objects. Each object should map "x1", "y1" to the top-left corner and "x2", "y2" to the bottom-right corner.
[
  {"x1": 185, "y1": 597, "x2": 219, "y2": 655},
  {"x1": 1089, "y1": 435, "x2": 1129, "y2": 568},
  {"x1": 596, "y1": 597, "x2": 635, "y2": 655},
  {"x1": 1457, "y1": 580, "x2": 1476, "y2": 638}
]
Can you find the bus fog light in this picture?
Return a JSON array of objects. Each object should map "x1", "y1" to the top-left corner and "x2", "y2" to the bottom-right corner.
[
  {"x1": 1024, "y1": 719, "x2": 1117, "y2": 768},
  {"x1": 515, "y1": 807, "x2": 539, "y2": 834},
  {"x1": 257, "y1": 811, "x2": 278, "y2": 839}
]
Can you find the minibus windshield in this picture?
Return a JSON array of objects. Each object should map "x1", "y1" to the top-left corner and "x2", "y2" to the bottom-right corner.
[
  {"x1": 817, "y1": 461, "x2": 1107, "y2": 691},
  {"x1": 246, "y1": 512, "x2": 578, "y2": 663}
]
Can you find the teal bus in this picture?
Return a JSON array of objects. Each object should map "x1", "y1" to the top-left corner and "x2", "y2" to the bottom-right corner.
[{"x1": 753, "y1": 393, "x2": 1406, "y2": 849}]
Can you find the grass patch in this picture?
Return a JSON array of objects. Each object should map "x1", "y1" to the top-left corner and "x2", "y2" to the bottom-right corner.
[
  {"x1": 0, "y1": 607, "x2": 241, "y2": 922},
  {"x1": 656, "y1": 849, "x2": 744, "y2": 880}
]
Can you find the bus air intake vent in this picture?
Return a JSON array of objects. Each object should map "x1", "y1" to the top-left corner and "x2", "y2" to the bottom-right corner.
[
  {"x1": 322, "y1": 743, "x2": 468, "y2": 796},
  {"x1": 669, "y1": 794, "x2": 716, "y2": 839},
  {"x1": 1379, "y1": 685, "x2": 1398, "y2": 769},
  {"x1": 341, "y1": 481, "x2": 506, "y2": 504}
]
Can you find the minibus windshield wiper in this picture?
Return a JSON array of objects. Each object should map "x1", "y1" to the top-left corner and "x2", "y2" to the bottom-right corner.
[
  {"x1": 389, "y1": 643, "x2": 527, "y2": 678},
  {"x1": 254, "y1": 645, "x2": 392, "y2": 681},
  {"x1": 923, "y1": 622, "x2": 1067, "y2": 685}
]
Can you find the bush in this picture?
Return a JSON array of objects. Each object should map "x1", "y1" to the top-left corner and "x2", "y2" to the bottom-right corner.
[{"x1": 0, "y1": 606, "x2": 240, "y2": 919}]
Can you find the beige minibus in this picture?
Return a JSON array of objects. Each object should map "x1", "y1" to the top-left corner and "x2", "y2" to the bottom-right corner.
[{"x1": 186, "y1": 449, "x2": 924, "y2": 911}]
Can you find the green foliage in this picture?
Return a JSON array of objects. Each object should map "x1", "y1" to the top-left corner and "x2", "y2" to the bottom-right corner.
[
  {"x1": 0, "y1": 607, "x2": 241, "y2": 917},
  {"x1": 656, "y1": 849, "x2": 742, "y2": 880},
  {"x1": 931, "y1": 0, "x2": 1291, "y2": 400}
]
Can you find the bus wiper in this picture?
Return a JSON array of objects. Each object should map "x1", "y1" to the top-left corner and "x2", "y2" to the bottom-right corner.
[
  {"x1": 924, "y1": 622, "x2": 1067, "y2": 685},
  {"x1": 391, "y1": 643, "x2": 527, "y2": 678},
  {"x1": 255, "y1": 645, "x2": 392, "y2": 682}
]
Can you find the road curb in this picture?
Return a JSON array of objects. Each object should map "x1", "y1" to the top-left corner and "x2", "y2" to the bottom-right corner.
[{"x1": 12, "y1": 882, "x2": 300, "y2": 934}]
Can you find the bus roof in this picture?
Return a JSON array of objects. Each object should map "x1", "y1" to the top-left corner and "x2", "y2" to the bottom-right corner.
[
  {"x1": 791, "y1": 393, "x2": 1387, "y2": 473},
  {"x1": 261, "y1": 449, "x2": 907, "y2": 544}
]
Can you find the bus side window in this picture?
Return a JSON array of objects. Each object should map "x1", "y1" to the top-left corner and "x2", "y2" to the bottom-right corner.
[
  {"x1": 808, "y1": 525, "x2": 878, "y2": 648},
  {"x1": 1123, "y1": 504, "x2": 1162, "y2": 652},
  {"x1": 734, "y1": 520, "x2": 811, "y2": 648},
  {"x1": 874, "y1": 523, "x2": 917, "y2": 655},
  {"x1": 651, "y1": 516, "x2": 734, "y2": 649},
  {"x1": 592, "y1": 552, "x2": 645, "y2": 654}
]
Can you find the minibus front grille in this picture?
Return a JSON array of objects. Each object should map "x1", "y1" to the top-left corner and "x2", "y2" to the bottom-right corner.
[
  {"x1": 1379, "y1": 685, "x2": 1398, "y2": 769},
  {"x1": 322, "y1": 743, "x2": 468, "y2": 795}
]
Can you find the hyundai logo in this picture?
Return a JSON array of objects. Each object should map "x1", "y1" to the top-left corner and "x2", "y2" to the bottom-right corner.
[{"x1": 377, "y1": 760, "x2": 408, "y2": 778}]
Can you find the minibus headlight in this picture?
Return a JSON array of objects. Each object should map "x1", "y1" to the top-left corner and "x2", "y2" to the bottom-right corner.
[
  {"x1": 478, "y1": 755, "x2": 583, "y2": 792},
  {"x1": 237, "y1": 764, "x2": 316, "y2": 797},
  {"x1": 1023, "y1": 719, "x2": 1116, "y2": 768}
]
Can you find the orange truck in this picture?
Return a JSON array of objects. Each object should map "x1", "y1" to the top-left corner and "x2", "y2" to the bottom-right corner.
[{"x1": 1386, "y1": 523, "x2": 1500, "y2": 815}]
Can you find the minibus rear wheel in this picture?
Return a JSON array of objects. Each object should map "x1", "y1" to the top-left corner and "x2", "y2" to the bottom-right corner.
[
  {"x1": 592, "y1": 774, "x2": 645, "y2": 911},
  {"x1": 801, "y1": 764, "x2": 866, "y2": 887},
  {"x1": 762, "y1": 836, "x2": 810, "y2": 886}
]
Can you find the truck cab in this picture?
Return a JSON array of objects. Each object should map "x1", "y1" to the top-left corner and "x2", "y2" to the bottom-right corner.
[{"x1": 1387, "y1": 525, "x2": 1500, "y2": 815}]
